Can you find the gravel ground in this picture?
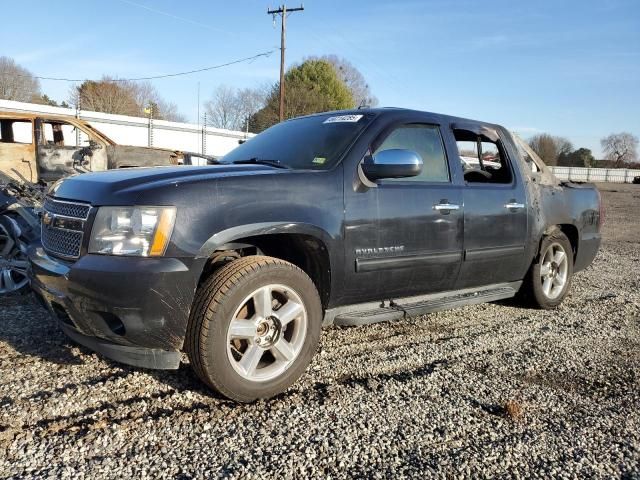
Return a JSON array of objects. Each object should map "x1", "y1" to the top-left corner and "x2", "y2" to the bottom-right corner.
[{"x1": 1, "y1": 183, "x2": 639, "y2": 479}]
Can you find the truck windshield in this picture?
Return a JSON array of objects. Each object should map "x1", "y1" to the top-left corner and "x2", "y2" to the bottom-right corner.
[{"x1": 221, "y1": 113, "x2": 375, "y2": 170}]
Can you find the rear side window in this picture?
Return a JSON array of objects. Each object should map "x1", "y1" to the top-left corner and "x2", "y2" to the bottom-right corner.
[
  {"x1": 454, "y1": 130, "x2": 512, "y2": 184},
  {"x1": 0, "y1": 119, "x2": 32, "y2": 144},
  {"x1": 374, "y1": 124, "x2": 449, "y2": 182}
]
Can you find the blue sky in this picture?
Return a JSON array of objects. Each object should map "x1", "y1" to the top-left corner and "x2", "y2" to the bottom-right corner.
[{"x1": 2, "y1": 0, "x2": 639, "y2": 156}]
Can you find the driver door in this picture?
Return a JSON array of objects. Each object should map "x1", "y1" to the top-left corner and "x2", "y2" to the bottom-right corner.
[
  {"x1": 35, "y1": 118, "x2": 108, "y2": 182},
  {"x1": 342, "y1": 122, "x2": 464, "y2": 304}
]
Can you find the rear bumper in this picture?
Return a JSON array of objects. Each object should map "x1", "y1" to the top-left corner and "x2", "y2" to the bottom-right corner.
[
  {"x1": 574, "y1": 232, "x2": 601, "y2": 272},
  {"x1": 29, "y1": 245, "x2": 203, "y2": 370}
]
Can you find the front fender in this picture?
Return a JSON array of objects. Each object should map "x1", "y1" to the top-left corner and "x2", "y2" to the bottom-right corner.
[{"x1": 196, "y1": 221, "x2": 336, "y2": 259}]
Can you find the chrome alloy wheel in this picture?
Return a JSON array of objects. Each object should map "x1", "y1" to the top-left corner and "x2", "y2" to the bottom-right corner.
[
  {"x1": 0, "y1": 223, "x2": 29, "y2": 294},
  {"x1": 540, "y1": 242, "x2": 568, "y2": 300},
  {"x1": 226, "y1": 284, "x2": 307, "y2": 382}
]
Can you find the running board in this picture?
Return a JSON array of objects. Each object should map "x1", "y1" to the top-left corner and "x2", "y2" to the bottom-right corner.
[{"x1": 324, "y1": 282, "x2": 521, "y2": 327}]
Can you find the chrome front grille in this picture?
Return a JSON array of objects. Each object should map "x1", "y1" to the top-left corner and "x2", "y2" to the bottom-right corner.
[
  {"x1": 41, "y1": 198, "x2": 91, "y2": 259},
  {"x1": 43, "y1": 198, "x2": 90, "y2": 220}
]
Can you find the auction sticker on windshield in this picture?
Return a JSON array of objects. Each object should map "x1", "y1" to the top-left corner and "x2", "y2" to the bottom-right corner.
[{"x1": 323, "y1": 115, "x2": 363, "y2": 124}]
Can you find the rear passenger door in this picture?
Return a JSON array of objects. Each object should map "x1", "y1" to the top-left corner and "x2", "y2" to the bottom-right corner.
[
  {"x1": 342, "y1": 122, "x2": 464, "y2": 303},
  {"x1": 451, "y1": 125, "x2": 529, "y2": 288}
]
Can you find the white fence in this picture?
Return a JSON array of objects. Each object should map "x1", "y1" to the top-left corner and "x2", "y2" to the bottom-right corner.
[
  {"x1": 0, "y1": 99, "x2": 252, "y2": 157},
  {"x1": 550, "y1": 166, "x2": 640, "y2": 183}
]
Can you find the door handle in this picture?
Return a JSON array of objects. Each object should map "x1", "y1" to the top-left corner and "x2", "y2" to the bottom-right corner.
[
  {"x1": 504, "y1": 201, "x2": 525, "y2": 210},
  {"x1": 433, "y1": 202, "x2": 460, "y2": 212}
]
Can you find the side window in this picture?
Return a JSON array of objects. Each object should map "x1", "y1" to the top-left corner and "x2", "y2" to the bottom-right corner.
[
  {"x1": 374, "y1": 124, "x2": 449, "y2": 183},
  {"x1": 454, "y1": 130, "x2": 512, "y2": 184},
  {"x1": 42, "y1": 121, "x2": 82, "y2": 147},
  {"x1": 0, "y1": 119, "x2": 33, "y2": 144}
]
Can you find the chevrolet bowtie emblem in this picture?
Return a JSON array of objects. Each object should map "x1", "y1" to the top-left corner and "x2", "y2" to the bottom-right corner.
[{"x1": 42, "y1": 212, "x2": 53, "y2": 226}]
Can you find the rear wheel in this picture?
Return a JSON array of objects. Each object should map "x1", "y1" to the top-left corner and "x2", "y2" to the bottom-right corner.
[
  {"x1": 521, "y1": 231, "x2": 573, "y2": 308},
  {"x1": 186, "y1": 256, "x2": 322, "y2": 402}
]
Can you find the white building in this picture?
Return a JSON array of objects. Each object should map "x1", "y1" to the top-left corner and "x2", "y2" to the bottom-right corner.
[{"x1": 0, "y1": 99, "x2": 251, "y2": 158}]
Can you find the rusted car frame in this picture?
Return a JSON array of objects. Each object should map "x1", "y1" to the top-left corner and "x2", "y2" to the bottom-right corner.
[{"x1": 0, "y1": 110, "x2": 199, "y2": 185}]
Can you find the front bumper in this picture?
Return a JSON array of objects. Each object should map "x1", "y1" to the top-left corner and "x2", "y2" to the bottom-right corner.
[{"x1": 29, "y1": 245, "x2": 203, "y2": 370}]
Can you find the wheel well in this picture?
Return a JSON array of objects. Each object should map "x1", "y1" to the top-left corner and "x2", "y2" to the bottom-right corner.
[
  {"x1": 559, "y1": 224, "x2": 579, "y2": 259},
  {"x1": 541, "y1": 224, "x2": 579, "y2": 260},
  {"x1": 199, "y1": 234, "x2": 331, "y2": 308}
]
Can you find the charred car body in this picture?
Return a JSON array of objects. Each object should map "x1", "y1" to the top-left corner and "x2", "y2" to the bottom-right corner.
[
  {"x1": 0, "y1": 111, "x2": 208, "y2": 186},
  {"x1": 0, "y1": 110, "x2": 214, "y2": 294},
  {"x1": 29, "y1": 108, "x2": 602, "y2": 401}
]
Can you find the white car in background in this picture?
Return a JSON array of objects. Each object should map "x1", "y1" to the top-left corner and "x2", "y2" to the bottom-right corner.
[{"x1": 460, "y1": 155, "x2": 502, "y2": 171}]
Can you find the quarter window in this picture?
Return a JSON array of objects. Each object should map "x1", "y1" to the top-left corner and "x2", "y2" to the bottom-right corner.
[{"x1": 374, "y1": 124, "x2": 449, "y2": 182}]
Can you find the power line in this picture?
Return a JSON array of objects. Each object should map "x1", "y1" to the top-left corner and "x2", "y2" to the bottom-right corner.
[
  {"x1": 12, "y1": 51, "x2": 275, "y2": 83},
  {"x1": 117, "y1": 0, "x2": 238, "y2": 37}
]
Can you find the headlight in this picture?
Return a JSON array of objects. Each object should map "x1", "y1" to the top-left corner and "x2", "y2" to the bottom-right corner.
[{"x1": 88, "y1": 206, "x2": 176, "y2": 257}]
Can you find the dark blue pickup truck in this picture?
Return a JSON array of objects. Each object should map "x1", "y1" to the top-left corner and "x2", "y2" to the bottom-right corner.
[{"x1": 29, "y1": 108, "x2": 602, "y2": 402}]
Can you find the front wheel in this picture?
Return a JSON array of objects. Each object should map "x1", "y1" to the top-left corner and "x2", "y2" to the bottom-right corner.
[
  {"x1": 186, "y1": 256, "x2": 322, "y2": 402},
  {"x1": 521, "y1": 231, "x2": 574, "y2": 309}
]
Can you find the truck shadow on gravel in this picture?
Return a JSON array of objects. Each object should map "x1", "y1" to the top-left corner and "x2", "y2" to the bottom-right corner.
[
  {"x1": 0, "y1": 295, "x2": 86, "y2": 366},
  {"x1": 0, "y1": 295, "x2": 228, "y2": 405},
  {"x1": 6, "y1": 358, "x2": 451, "y2": 443}
]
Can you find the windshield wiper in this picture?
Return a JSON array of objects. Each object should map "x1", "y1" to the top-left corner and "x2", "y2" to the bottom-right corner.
[{"x1": 231, "y1": 158, "x2": 290, "y2": 169}]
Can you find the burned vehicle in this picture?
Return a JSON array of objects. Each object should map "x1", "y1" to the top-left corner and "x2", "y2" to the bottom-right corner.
[
  {"x1": 29, "y1": 108, "x2": 602, "y2": 402},
  {"x1": 0, "y1": 111, "x2": 190, "y2": 186},
  {"x1": 0, "y1": 110, "x2": 209, "y2": 294}
]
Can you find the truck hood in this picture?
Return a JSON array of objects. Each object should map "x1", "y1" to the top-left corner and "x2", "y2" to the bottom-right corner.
[{"x1": 51, "y1": 164, "x2": 286, "y2": 205}]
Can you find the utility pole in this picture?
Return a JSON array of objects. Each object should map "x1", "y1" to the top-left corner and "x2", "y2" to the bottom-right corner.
[
  {"x1": 268, "y1": 4, "x2": 304, "y2": 122},
  {"x1": 145, "y1": 103, "x2": 154, "y2": 147},
  {"x1": 202, "y1": 112, "x2": 207, "y2": 155},
  {"x1": 75, "y1": 91, "x2": 81, "y2": 147}
]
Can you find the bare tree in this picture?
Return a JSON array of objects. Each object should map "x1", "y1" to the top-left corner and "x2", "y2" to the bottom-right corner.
[
  {"x1": 309, "y1": 55, "x2": 378, "y2": 107},
  {"x1": 601, "y1": 132, "x2": 639, "y2": 166},
  {"x1": 155, "y1": 101, "x2": 186, "y2": 123},
  {"x1": 204, "y1": 86, "x2": 238, "y2": 130},
  {"x1": 71, "y1": 77, "x2": 140, "y2": 116},
  {"x1": 528, "y1": 133, "x2": 573, "y2": 166},
  {"x1": 555, "y1": 137, "x2": 573, "y2": 157},
  {"x1": 69, "y1": 76, "x2": 185, "y2": 121},
  {"x1": 204, "y1": 86, "x2": 266, "y2": 131},
  {"x1": 235, "y1": 87, "x2": 267, "y2": 131},
  {"x1": 0, "y1": 56, "x2": 42, "y2": 102},
  {"x1": 127, "y1": 80, "x2": 185, "y2": 121}
]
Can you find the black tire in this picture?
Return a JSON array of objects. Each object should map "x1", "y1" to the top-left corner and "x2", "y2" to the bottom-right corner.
[
  {"x1": 186, "y1": 255, "x2": 322, "y2": 402},
  {"x1": 0, "y1": 219, "x2": 30, "y2": 296},
  {"x1": 520, "y1": 230, "x2": 574, "y2": 309}
]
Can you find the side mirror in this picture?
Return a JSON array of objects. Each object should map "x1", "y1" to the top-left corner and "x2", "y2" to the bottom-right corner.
[
  {"x1": 362, "y1": 149, "x2": 423, "y2": 181},
  {"x1": 89, "y1": 140, "x2": 103, "y2": 151}
]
